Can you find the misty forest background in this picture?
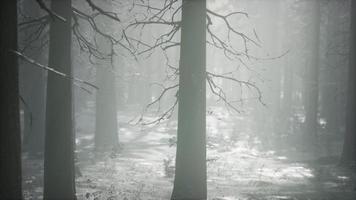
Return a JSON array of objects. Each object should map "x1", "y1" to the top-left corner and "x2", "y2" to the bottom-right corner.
[{"x1": 1, "y1": 0, "x2": 356, "y2": 199}]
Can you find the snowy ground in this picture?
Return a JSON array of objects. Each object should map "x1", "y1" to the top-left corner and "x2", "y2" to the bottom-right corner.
[{"x1": 23, "y1": 106, "x2": 356, "y2": 200}]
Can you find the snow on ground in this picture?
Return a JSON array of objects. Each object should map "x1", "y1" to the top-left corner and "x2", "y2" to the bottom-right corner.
[{"x1": 23, "y1": 106, "x2": 356, "y2": 200}]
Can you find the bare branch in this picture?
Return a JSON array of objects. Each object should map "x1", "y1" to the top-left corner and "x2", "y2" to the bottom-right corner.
[
  {"x1": 35, "y1": 0, "x2": 66, "y2": 22},
  {"x1": 85, "y1": 0, "x2": 121, "y2": 22},
  {"x1": 11, "y1": 50, "x2": 98, "y2": 91},
  {"x1": 123, "y1": 0, "x2": 269, "y2": 124}
]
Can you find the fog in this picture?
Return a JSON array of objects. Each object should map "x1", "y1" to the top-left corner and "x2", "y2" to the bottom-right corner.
[{"x1": 10, "y1": 0, "x2": 356, "y2": 199}]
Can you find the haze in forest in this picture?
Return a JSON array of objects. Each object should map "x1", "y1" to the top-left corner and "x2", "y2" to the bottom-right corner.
[{"x1": 1, "y1": 0, "x2": 356, "y2": 199}]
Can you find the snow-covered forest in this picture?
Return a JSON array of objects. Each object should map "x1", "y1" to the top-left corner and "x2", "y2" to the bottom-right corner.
[{"x1": 1, "y1": 0, "x2": 356, "y2": 199}]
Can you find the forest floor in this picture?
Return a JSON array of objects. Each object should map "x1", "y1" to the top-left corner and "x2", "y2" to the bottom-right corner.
[{"x1": 23, "y1": 105, "x2": 356, "y2": 200}]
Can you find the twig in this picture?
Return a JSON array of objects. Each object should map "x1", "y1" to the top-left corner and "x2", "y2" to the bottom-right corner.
[
  {"x1": 35, "y1": 0, "x2": 66, "y2": 22},
  {"x1": 11, "y1": 50, "x2": 98, "y2": 91},
  {"x1": 85, "y1": 0, "x2": 121, "y2": 22}
]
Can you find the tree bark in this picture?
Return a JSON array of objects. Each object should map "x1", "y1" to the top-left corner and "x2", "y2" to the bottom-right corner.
[
  {"x1": 341, "y1": 0, "x2": 356, "y2": 164},
  {"x1": 0, "y1": 1, "x2": 22, "y2": 199},
  {"x1": 171, "y1": 0, "x2": 207, "y2": 199},
  {"x1": 43, "y1": 0, "x2": 76, "y2": 199}
]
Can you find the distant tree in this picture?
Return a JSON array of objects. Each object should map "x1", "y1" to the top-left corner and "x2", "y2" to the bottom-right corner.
[
  {"x1": 251, "y1": 0, "x2": 282, "y2": 146},
  {"x1": 95, "y1": 63, "x2": 119, "y2": 150},
  {"x1": 43, "y1": 0, "x2": 76, "y2": 199},
  {"x1": 268, "y1": 0, "x2": 283, "y2": 141},
  {"x1": 19, "y1": 0, "x2": 47, "y2": 158},
  {"x1": 94, "y1": 0, "x2": 119, "y2": 151},
  {"x1": 69, "y1": 0, "x2": 129, "y2": 151},
  {"x1": 304, "y1": 0, "x2": 321, "y2": 150},
  {"x1": 280, "y1": 1, "x2": 294, "y2": 138},
  {"x1": 0, "y1": 1, "x2": 22, "y2": 199},
  {"x1": 319, "y1": 0, "x2": 349, "y2": 155},
  {"x1": 341, "y1": 0, "x2": 356, "y2": 164}
]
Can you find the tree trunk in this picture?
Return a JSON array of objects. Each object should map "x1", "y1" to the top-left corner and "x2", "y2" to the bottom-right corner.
[
  {"x1": 281, "y1": 54, "x2": 293, "y2": 135},
  {"x1": 116, "y1": 59, "x2": 125, "y2": 110},
  {"x1": 281, "y1": 1, "x2": 293, "y2": 137},
  {"x1": 43, "y1": 0, "x2": 76, "y2": 199},
  {"x1": 320, "y1": 1, "x2": 341, "y2": 138},
  {"x1": 0, "y1": 1, "x2": 22, "y2": 199},
  {"x1": 94, "y1": 0, "x2": 119, "y2": 150},
  {"x1": 341, "y1": 0, "x2": 356, "y2": 164},
  {"x1": 127, "y1": 70, "x2": 139, "y2": 105},
  {"x1": 19, "y1": 0, "x2": 47, "y2": 157},
  {"x1": 304, "y1": 0, "x2": 321, "y2": 149},
  {"x1": 171, "y1": 0, "x2": 207, "y2": 199},
  {"x1": 95, "y1": 65, "x2": 119, "y2": 150}
]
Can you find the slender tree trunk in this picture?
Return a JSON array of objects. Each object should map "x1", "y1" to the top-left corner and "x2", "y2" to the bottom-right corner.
[
  {"x1": 320, "y1": 1, "x2": 340, "y2": 137},
  {"x1": 95, "y1": 65, "x2": 119, "y2": 150},
  {"x1": 142, "y1": 59, "x2": 152, "y2": 106},
  {"x1": 257, "y1": 0, "x2": 282, "y2": 145},
  {"x1": 282, "y1": 55, "x2": 293, "y2": 135},
  {"x1": 94, "y1": 0, "x2": 119, "y2": 150},
  {"x1": 271, "y1": 0, "x2": 283, "y2": 138},
  {"x1": 19, "y1": 0, "x2": 47, "y2": 157},
  {"x1": 43, "y1": 0, "x2": 76, "y2": 199},
  {"x1": 171, "y1": 0, "x2": 207, "y2": 199},
  {"x1": 116, "y1": 59, "x2": 125, "y2": 110},
  {"x1": 281, "y1": 2, "x2": 293, "y2": 137},
  {"x1": 0, "y1": 1, "x2": 22, "y2": 199},
  {"x1": 341, "y1": 0, "x2": 356, "y2": 164},
  {"x1": 127, "y1": 71, "x2": 137, "y2": 104},
  {"x1": 24, "y1": 74, "x2": 46, "y2": 156},
  {"x1": 304, "y1": 0, "x2": 321, "y2": 149}
]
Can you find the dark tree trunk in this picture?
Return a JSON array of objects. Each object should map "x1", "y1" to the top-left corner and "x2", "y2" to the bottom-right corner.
[
  {"x1": 341, "y1": 0, "x2": 356, "y2": 164},
  {"x1": 171, "y1": 0, "x2": 207, "y2": 199},
  {"x1": 43, "y1": 0, "x2": 76, "y2": 199},
  {"x1": 0, "y1": 1, "x2": 22, "y2": 199}
]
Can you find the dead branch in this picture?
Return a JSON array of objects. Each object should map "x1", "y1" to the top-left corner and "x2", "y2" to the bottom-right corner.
[
  {"x1": 85, "y1": 0, "x2": 121, "y2": 22},
  {"x1": 35, "y1": 0, "x2": 66, "y2": 22},
  {"x1": 11, "y1": 50, "x2": 98, "y2": 91}
]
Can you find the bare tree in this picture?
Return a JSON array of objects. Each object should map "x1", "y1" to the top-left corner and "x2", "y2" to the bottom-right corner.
[
  {"x1": 125, "y1": 0, "x2": 263, "y2": 125},
  {"x1": 122, "y1": 0, "x2": 262, "y2": 198}
]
